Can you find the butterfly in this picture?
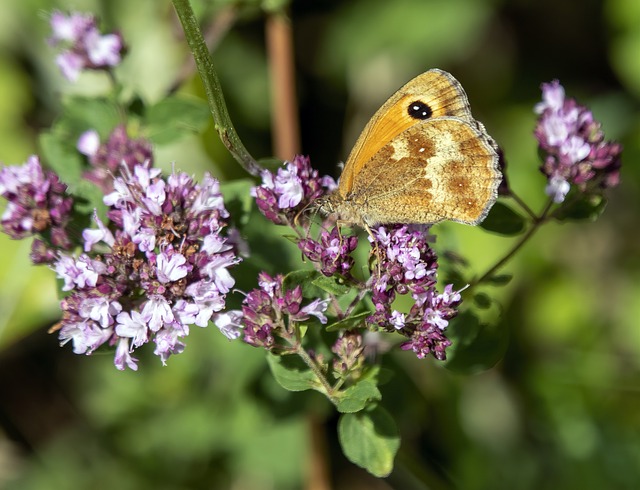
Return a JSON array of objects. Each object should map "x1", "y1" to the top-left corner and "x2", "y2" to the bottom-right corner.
[{"x1": 319, "y1": 69, "x2": 501, "y2": 229}]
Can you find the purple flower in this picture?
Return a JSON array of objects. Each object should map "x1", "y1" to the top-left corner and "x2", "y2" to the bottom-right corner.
[
  {"x1": 114, "y1": 338, "x2": 138, "y2": 371},
  {"x1": 59, "y1": 319, "x2": 113, "y2": 356},
  {"x1": 534, "y1": 80, "x2": 565, "y2": 113},
  {"x1": 369, "y1": 225, "x2": 437, "y2": 304},
  {"x1": 545, "y1": 175, "x2": 571, "y2": 204},
  {"x1": 30, "y1": 239, "x2": 57, "y2": 264},
  {"x1": 298, "y1": 226, "x2": 358, "y2": 277},
  {"x1": 48, "y1": 11, "x2": 124, "y2": 81},
  {"x1": 184, "y1": 280, "x2": 226, "y2": 315},
  {"x1": 142, "y1": 296, "x2": 174, "y2": 332},
  {"x1": 53, "y1": 163, "x2": 241, "y2": 370},
  {"x1": 82, "y1": 212, "x2": 115, "y2": 251},
  {"x1": 54, "y1": 254, "x2": 106, "y2": 291},
  {"x1": 236, "y1": 272, "x2": 330, "y2": 350},
  {"x1": 389, "y1": 311, "x2": 406, "y2": 330},
  {"x1": 251, "y1": 155, "x2": 335, "y2": 225},
  {"x1": 213, "y1": 310, "x2": 243, "y2": 340},
  {"x1": 115, "y1": 310, "x2": 149, "y2": 348},
  {"x1": 77, "y1": 130, "x2": 100, "y2": 157},
  {"x1": 534, "y1": 80, "x2": 622, "y2": 202},
  {"x1": 364, "y1": 225, "x2": 461, "y2": 361},
  {"x1": 81, "y1": 126, "x2": 154, "y2": 193},
  {"x1": 153, "y1": 326, "x2": 186, "y2": 366},
  {"x1": 49, "y1": 11, "x2": 94, "y2": 44},
  {"x1": 84, "y1": 29, "x2": 122, "y2": 66},
  {"x1": 400, "y1": 324, "x2": 452, "y2": 361},
  {"x1": 156, "y1": 249, "x2": 189, "y2": 283},
  {"x1": 332, "y1": 331, "x2": 365, "y2": 378},
  {"x1": 0, "y1": 155, "x2": 74, "y2": 261},
  {"x1": 78, "y1": 296, "x2": 122, "y2": 328},
  {"x1": 299, "y1": 298, "x2": 331, "y2": 324},
  {"x1": 55, "y1": 52, "x2": 83, "y2": 81}
]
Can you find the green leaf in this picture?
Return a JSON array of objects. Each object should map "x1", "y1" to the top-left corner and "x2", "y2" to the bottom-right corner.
[
  {"x1": 220, "y1": 179, "x2": 256, "y2": 227},
  {"x1": 312, "y1": 275, "x2": 352, "y2": 296},
  {"x1": 266, "y1": 353, "x2": 324, "y2": 393},
  {"x1": 473, "y1": 292, "x2": 492, "y2": 309},
  {"x1": 39, "y1": 131, "x2": 84, "y2": 184},
  {"x1": 144, "y1": 95, "x2": 210, "y2": 144},
  {"x1": 326, "y1": 311, "x2": 371, "y2": 332},
  {"x1": 333, "y1": 367, "x2": 382, "y2": 413},
  {"x1": 59, "y1": 96, "x2": 121, "y2": 137},
  {"x1": 283, "y1": 269, "x2": 326, "y2": 299},
  {"x1": 554, "y1": 194, "x2": 607, "y2": 222},
  {"x1": 440, "y1": 265, "x2": 469, "y2": 289},
  {"x1": 39, "y1": 132, "x2": 105, "y2": 215},
  {"x1": 480, "y1": 202, "x2": 527, "y2": 236},
  {"x1": 444, "y1": 311, "x2": 507, "y2": 374},
  {"x1": 486, "y1": 274, "x2": 513, "y2": 286},
  {"x1": 38, "y1": 96, "x2": 125, "y2": 215},
  {"x1": 338, "y1": 406, "x2": 400, "y2": 477}
]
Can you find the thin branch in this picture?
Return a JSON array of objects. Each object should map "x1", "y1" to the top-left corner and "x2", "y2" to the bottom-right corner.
[
  {"x1": 171, "y1": 0, "x2": 262, "y2": 176},
  {"x1": 169, "y1": 4, "x2": 238, "y2": 94},
  {"x1": 305, "y1": 414, "x2": 332, "y2": 490},
  {"x1": 292, "y1": 339, "x2": 334, "y2": 395},
  {"x1": 265, "y1": 11, "x2": 301, "y2": 159},
  {"x1": 471, "y1": 198, "x2": 554, "y2": 287},
  {"x1": 509, "y1": 189, "x2": 537, "y2": 220}
]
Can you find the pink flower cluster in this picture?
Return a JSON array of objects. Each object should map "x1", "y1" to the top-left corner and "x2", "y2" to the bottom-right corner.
[
  {"x1": 53, "y1": 162, "x2": 241, "y2": 370},
  {"x1": 49, "y1": 11, "x2": 124, "y2": 81},
  {"x1": 534, "y1": 80, "x2": 622, "y2": 202}
]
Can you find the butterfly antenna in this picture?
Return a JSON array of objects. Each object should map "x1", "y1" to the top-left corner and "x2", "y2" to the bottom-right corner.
[{"x1": 294, "y1": 199, "x2": 315, "y2": 228}]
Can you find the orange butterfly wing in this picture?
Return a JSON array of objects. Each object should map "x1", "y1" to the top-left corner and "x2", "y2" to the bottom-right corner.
[
  {"x1": 337, "y1": 69, "x2": 480, "y2": 197},
  {"x1": 345, "y1": 118, "x2": 500, "y2": 225}
]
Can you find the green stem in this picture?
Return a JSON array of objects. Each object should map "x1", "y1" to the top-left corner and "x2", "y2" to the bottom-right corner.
[
  {"x1": 171, "y1": 0, "x2": 262, "y2": 176},
  {"x1": 344, "y1": 280, "x2": 371, "y2": 317},
  {"x1": 547, "y1": 180, "x2": 601, "y2": 220},
  {"x1": 291, "y1": 338, "x2": 335, "y2": 396},
  {"x1": 471, "y1": 198, "x2": 554, "y2": 287},
  {"x1": 509, "y1": 189, "x2": 537, "y2": 220}
]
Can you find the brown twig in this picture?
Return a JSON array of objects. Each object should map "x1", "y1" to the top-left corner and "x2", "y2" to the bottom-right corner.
[
  {"x1": 264, "y1": 11, "x2": 329, "y2": 490},
  {"x1": 265, "y1": 12, "x2": 301, "y2": 159}
]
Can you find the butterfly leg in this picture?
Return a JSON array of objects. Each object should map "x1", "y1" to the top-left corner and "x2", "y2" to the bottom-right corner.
[{"x1": 360, "y1": 223, "x2": 385, "y2": 276}]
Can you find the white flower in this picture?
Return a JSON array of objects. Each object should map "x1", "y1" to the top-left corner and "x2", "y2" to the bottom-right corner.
[
  {"x1": 214, "y1": 310, "x2": 243, "y2": 340},
  {"x1": 142, "y1": 296, "x2": 175, "y2": 332},
  {"x1": 115, "y1": 310, "x2": 149, "y2": 348},
  {"x1": 77, "y1": 130, "x2": 100, "y2": 157},
  {"x1": 299, "y1": 298, "x2": 330, "y2": 324},
  {"x1": 545, "y1": 175, "x2": 571, "y2": 203},
  {"x1": 156, "y1": 251, "x2": 189, "y2": 283}
]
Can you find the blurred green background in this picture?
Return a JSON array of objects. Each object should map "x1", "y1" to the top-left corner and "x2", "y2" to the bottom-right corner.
[{"x1": 1, "y1": 0, "x2": 639, "y2": 488}]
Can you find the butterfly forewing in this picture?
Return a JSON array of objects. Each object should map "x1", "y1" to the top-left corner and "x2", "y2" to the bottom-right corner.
[{"x1": 339, "y1": 69, "x2": 477, "y2": 196}]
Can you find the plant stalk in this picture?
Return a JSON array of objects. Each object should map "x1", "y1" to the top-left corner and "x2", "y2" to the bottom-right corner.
[
  {"x1": 171, "y1": 0, "x2": 262, "y2": 176},
  {"x1": 472, "y1": 198, "x2": 554, "y2": 287}
]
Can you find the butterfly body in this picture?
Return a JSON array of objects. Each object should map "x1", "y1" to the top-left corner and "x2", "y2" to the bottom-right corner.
[{"x1": 322, "y1": 69, "x2": 501, "y2": 228}]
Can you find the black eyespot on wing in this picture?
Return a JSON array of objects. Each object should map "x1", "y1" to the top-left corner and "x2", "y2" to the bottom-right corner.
[{"x1": 407, "y1": 100, "x2": 432, "y2": 120}]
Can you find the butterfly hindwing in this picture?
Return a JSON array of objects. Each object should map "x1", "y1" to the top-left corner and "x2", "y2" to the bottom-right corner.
[{"x1": 347, "y1": 117, "x2": 500, "y2": 225}]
